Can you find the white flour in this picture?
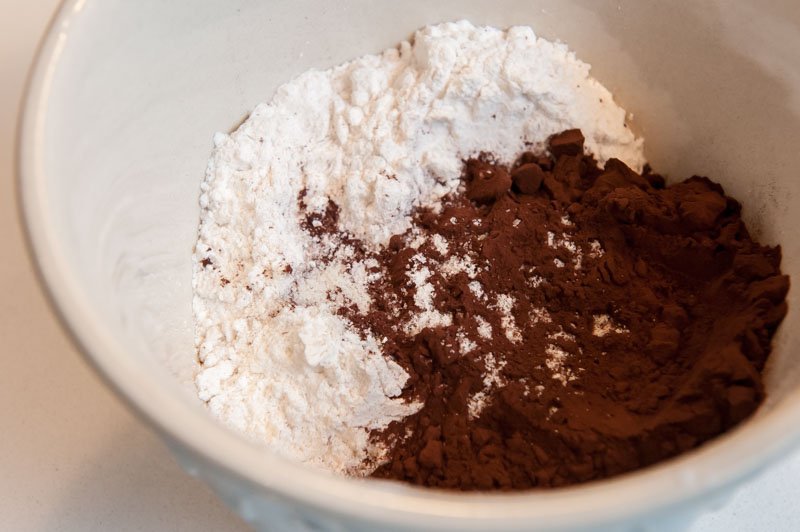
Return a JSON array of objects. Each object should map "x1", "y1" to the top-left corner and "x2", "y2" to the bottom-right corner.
[{"x1": 193, "y1": 20, "x2": 644, "y2": 474}]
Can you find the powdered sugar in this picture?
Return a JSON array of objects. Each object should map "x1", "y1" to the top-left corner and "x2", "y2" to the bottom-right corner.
[
  {"x1": 545, "y1": 344, "x2": 579, "y2": 386},
  {"x1": 457, "y1": 330, "x2": 478, "y2": 354},
  {"x1": 475, "y1": 316, "x2": 493, "y2": 339},
  {"x1": 494, "y1": 294, "x2": 522, "y2": 343},
  {"x1": 404, "y1": 255, "x2": 453, "y2": 335},
  {"x1": 531, "y1": 307, "x2": 553, "y2": 324},
  {"x1": 546, "y1": 229, "x2": 583, "y2": 270},
  {"x1": 441, "y1": 254, "x2": 479, "y2": 278},
  {"x1": 589, "y1": 240, "x2": 605, "y2": 257},
  {"x1": 593, "y1": 314, "x2": 629, "y2": 337},
  {"x1": 468, "y1": 280, "x2": 485, "y2": 299},
  {"x1": 193, "y1": 20, "x2": 644, "y2": 475},
  {"x1": 431, "y1": 234, "x2": 450, "y2": 256},
  {"x1": 468, "y1": 353, "x2": 507, "y2": 418}
]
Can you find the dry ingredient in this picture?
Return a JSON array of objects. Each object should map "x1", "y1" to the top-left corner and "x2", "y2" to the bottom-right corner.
[
  {"x1": 193, "y1": 20, "x2": 788, "y2": 489},
  {"x1": 193, "y1": 20, "x2": 643, "y2": 474},
  {"x1": 362, "y1": 130, "x2": 789, "y2": 489}
]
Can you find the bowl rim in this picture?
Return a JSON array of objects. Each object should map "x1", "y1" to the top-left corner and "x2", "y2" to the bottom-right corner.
[{"x1": 16, "y1": 0, "x2": 800, "y2": 528}]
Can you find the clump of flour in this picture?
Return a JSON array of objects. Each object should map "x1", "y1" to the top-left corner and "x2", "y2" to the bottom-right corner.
[{"x1": 193, "y1": 20, "x2": 645, "y2": 474}]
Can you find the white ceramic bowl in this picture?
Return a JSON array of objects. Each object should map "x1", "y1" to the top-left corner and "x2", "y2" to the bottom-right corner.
[{"x1": 18, "y1": 1, "x2": 800, "y2": 530}]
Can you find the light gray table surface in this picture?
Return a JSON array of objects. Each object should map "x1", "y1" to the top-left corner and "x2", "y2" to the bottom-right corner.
[{"x1": 1, "y1": 2, "x2": 797, "y2": 530}]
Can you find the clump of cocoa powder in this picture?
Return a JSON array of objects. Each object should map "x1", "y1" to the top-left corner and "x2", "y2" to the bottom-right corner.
[{"x1": 305, "y1": 130, "x2": 789, "y2": 490}]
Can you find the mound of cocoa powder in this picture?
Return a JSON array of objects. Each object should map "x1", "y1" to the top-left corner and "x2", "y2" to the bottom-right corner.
[{"x1": 305, "y1": 129, "x2": 789, "y2": 490}]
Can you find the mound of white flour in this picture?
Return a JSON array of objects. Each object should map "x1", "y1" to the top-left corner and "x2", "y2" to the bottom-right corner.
[{"x1": 193, "y1": 20, "x2": 644, "y2": 474}]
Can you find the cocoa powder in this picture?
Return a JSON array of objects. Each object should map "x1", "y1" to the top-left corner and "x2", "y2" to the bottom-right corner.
[{"x1": 307, "y1": 130, "x2": 789, "y2": 490}]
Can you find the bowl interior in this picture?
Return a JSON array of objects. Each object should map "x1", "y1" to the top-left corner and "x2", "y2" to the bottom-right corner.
[{"x1": 21, "y1": 0, "x2": 800, "y2": 526}]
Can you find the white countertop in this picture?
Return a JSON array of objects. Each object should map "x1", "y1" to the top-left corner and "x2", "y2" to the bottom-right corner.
[{"x1": 1, "y1": 2, "x2": 797, "y2": 530}]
